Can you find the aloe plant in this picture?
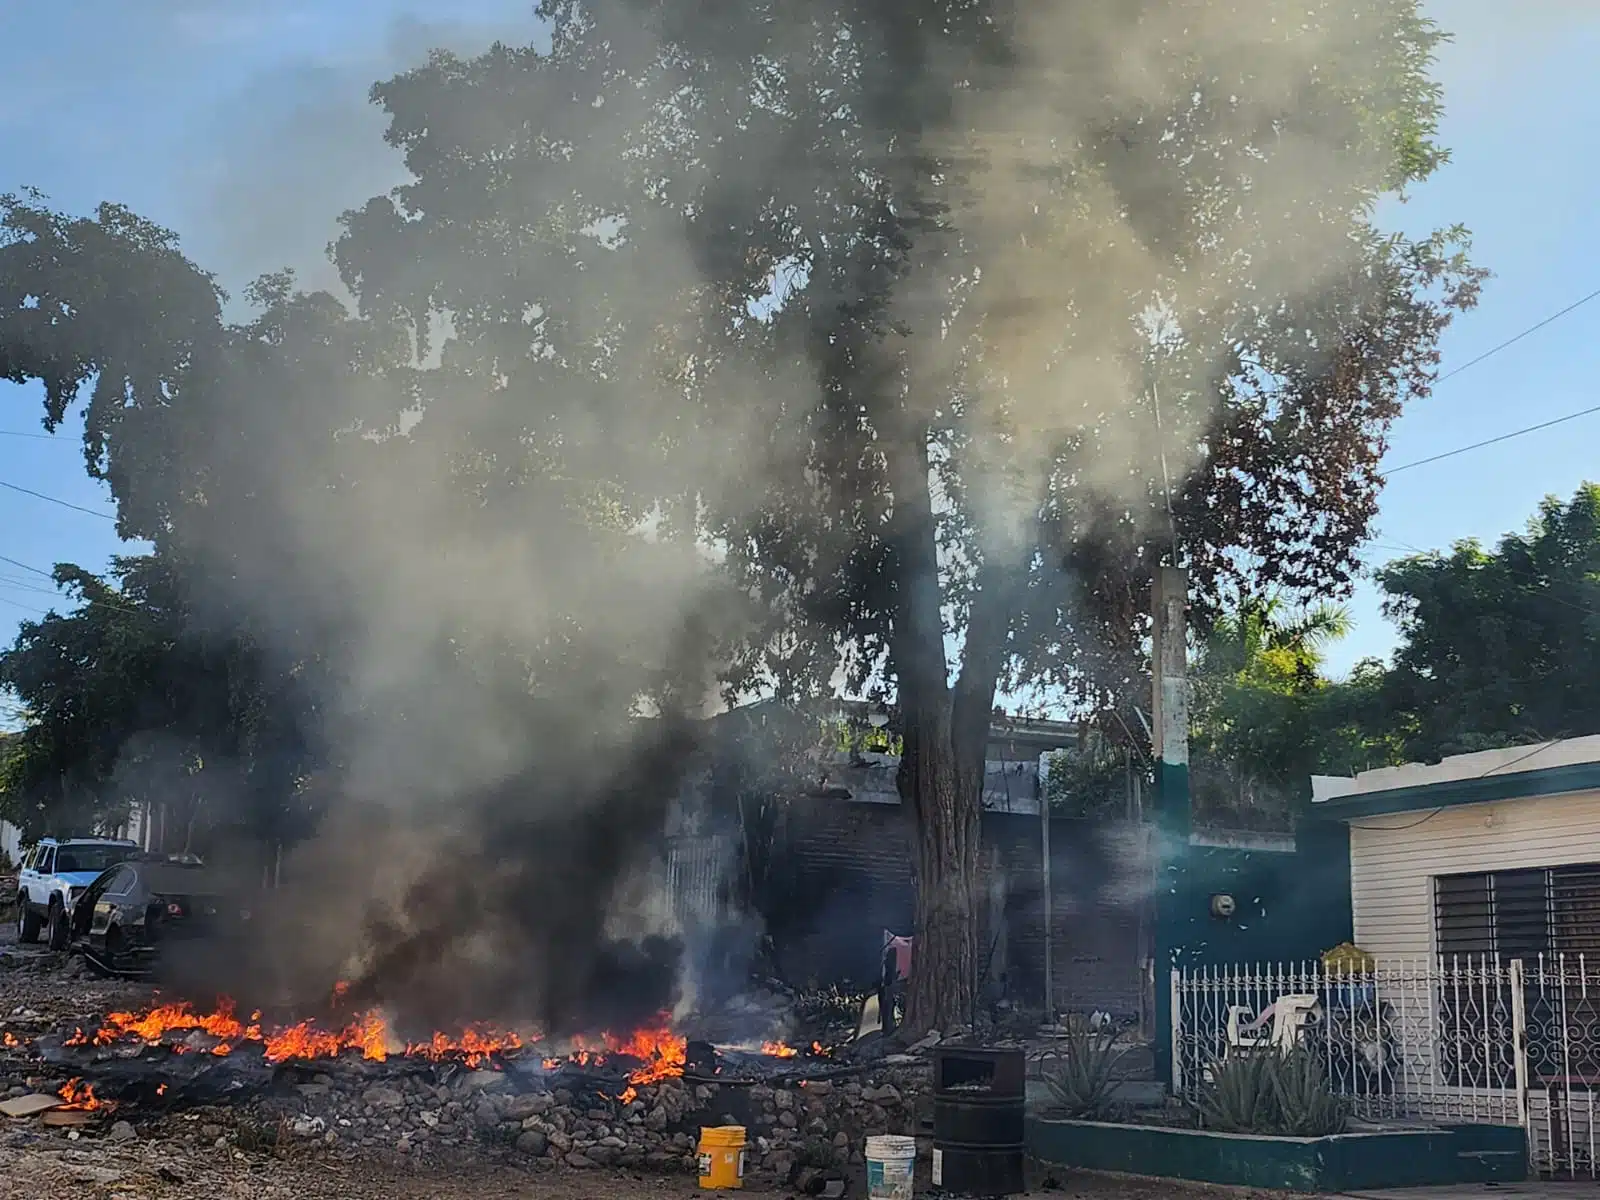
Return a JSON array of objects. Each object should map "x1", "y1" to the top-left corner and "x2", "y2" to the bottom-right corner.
[
  {"x1": 1200, "y1": 1047, "x2": 1348, "y2": 1137},
  {"x1": 1269, "y1": 1046, "x2": 1349, "y2": 1136},
  {"x1": 1043, "y1": 1027, "x2": 1123, "y2": 1119},
  {"x1": 1200, "y1": 1052, "x2": 1280, "y2": 1133}
]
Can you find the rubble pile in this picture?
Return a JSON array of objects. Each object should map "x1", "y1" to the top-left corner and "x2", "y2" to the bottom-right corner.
[{"x1": 0, "y1": 947, "x2": 938, "y2": 1190}]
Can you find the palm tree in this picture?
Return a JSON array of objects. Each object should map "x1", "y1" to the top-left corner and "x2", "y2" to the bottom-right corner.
[{"x1": 1204, "y1": 596, "x2": 1353, "y2": 682}]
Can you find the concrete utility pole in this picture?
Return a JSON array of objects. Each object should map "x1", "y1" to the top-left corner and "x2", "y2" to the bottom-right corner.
[{"x1": 1150, "y1": 566, "x2": 1191, "y2": 1091}]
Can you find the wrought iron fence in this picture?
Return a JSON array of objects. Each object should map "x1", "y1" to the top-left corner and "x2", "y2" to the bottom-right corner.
[{"x1": 1171, "y1": 955, "x2": 1600, "y2": 1178}]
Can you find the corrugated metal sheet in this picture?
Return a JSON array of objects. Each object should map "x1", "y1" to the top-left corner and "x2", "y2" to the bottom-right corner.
[{"x1": 1350, "y1": 787, "x2": 1600, "y2": 959}]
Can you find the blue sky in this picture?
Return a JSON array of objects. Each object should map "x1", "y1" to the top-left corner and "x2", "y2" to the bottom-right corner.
[{"x1": 0, "y1": 0, "x2": 1596, "y2": 696}]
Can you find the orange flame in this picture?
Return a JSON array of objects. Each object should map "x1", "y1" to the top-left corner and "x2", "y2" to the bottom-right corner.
[
  {"x1": 58, "y1": 1078, "x2": 114, "y2": 1112},
  {"x1": 762, "y1": 1041, "x2": 799, "y2": 1058},
  {"x1": 2, "y1": 1032, "x2": 19, "y2": 1048}
]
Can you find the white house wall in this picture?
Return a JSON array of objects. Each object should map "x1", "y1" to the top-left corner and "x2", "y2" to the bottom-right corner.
[{"x1": 1351, "y1": 787, "x2": 1600, "y2": 959}]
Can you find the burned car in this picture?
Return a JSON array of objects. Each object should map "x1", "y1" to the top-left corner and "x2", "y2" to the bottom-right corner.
[{"x1": 69, "y1": 855, "x2": 249, "y2": 976}]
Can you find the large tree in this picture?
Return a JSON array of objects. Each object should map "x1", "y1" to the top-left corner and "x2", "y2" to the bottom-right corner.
[
  {"x1": 326, "y1": 0, "x2": 1483, "y2": 1031},
  {"x1": 3, "y1": 2, "x2": 1484, "y2": 1032}
]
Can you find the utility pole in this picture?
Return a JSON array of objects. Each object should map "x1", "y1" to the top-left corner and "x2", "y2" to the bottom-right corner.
[{"x1": 1150, "y1": 566, "x2": 1191, "y2": 1091}]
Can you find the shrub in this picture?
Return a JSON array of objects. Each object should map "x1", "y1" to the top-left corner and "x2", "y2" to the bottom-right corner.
[
  {"x1": 1044, "y1": 1026, "x2": 1123, "y2": 1119},
  {"x1": 1200, "y1": 1047, "x2": 1348, "y2": 1137}
]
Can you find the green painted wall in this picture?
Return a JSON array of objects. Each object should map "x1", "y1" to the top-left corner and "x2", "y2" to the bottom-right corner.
[{"x1": 1151, "y1": 815, "x2": 1353, "y2": 1086}]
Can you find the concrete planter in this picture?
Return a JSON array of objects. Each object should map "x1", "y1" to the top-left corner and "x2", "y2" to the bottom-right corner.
[{"x1": 1026, "y1": 1116, "x2": 1526, "y2": 1192}]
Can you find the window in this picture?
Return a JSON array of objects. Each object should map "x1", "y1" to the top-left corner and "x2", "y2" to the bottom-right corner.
[
  {"x1": 1436, "y1": 865, "x2": 1600, "y2": 960},
  {"x1": 37, "y1": 848, "x2": 54, "y2": 875},
  {"x1": 102, "y1": 866, "x2": 135, "y2": 896},
  {"x1": 1435, "y1": 864, "x2": 1600, "y2": 1087}
]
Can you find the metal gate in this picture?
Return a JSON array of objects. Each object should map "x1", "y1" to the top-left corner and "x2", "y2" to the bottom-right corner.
[{"x1": 1171, "y1": 955, "x2": 1600, "y2": 1178}]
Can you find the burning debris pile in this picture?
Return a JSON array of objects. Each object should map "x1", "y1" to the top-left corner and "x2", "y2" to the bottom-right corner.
[{"x1": 0, "y1": 975, "x2": 929, "y2": 1185}]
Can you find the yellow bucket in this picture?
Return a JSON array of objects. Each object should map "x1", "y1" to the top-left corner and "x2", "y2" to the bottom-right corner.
[{"x1": 698, "y1": 1125, "x2": 746, "y2": 1190}]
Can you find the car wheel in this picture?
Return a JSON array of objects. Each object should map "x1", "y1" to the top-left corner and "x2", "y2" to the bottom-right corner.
[
  {"x1": 16, "y1": 896, "x2": 41, "y2": 944},
  {"x1": 46, "y1": 900, "x2": 69, "y2": 951}
]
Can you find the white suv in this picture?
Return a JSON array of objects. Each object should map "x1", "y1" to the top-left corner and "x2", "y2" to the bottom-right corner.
[{"x1": 16, "y1": 838, "x2": 138, "y2": 950}]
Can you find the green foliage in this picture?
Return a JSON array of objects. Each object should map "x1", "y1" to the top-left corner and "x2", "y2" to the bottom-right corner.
[
  {"x1": 1189, "y1": 599, "x2": 1404, "y2": 828},
  {"x1": 1200, "y1": 1048, "x2": 1349, "y2": 1137},
  {"x1": 1377, "y1": 484, "x2": 1600, "y2": 761},
  {"x1": 1044, "y1": 1027, "x2": 1124, "y2": 1120},
  {"x1": 1044, "y1": 737, "x2": 1139, "y2": 821}
]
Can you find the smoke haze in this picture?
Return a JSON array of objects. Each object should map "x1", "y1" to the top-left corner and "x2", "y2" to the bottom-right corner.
[{"x1": 22, "y1": 0, "x2": 1465, "y2": 1032}]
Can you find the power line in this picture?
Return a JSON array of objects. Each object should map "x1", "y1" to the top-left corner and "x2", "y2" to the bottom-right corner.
[
  {"x1": 0, "y1": 479, "x2": 115, "y2": 520},
  {"x1": 1383, "y1": 402, "x2": 1600, "y2": 477},
  {"x1": 1434, "y1": 286, "x2": 1600, "y2": 387},
  {"x1": 0, "y1": 554, "x2": 53, "y2": 580},
  {"x1": 0, "y1": 429, "x2": 69, "y2": 441}
]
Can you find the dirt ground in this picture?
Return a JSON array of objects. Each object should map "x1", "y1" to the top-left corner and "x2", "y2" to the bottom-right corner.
[{"x1": 0, "y1": 1143, "x2": 1314, "y2": 1200}]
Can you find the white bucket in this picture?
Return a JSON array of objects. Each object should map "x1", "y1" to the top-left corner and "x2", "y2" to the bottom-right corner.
[{"x1": 865, "y1": 1134, "x2": 917, "y2": 1200}]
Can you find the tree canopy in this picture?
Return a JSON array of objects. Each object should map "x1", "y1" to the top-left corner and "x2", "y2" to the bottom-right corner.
[{"x1": 1376, "y1": 484, "x2": 1600, "y2": 761}]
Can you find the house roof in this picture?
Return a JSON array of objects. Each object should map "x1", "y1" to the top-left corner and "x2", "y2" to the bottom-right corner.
[{"x1": 1310, "y1": 735, "x2": 1600, "y2": 820}]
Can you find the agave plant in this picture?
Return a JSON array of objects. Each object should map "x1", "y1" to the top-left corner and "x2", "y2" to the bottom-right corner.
[
  {"x1": 1200, "y1": 1047, "x2": 1349, "y2": 1137},
  {"x1": 1044, "y1": 1026, "x2": 1124, "y2": 1119},
  {"x1": 1199, "y1": 1052, "x2": 1280, "y2": 1133},
  {"x1": 1269, "y1": 1046, "x2": 1349, "y2": 1137}
]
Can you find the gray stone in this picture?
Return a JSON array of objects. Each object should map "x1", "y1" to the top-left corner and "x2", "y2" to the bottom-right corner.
[
  {"x1": 564, "y1": 1151, "x2": 597, "y2": 1169},
  {"x1": 460, "y1": 1070, "x2": 509, "y2": 1094},
  {"x1": 106, "y1": 1120, "x2": 137, "y2": 1144},
  {"x1": 200, "y1": 1124, "x2": 224, "y2": 1140},
  {"x1": 473, "y1": 1101, "x2": 500, "y2": 1131},
  {"x1": 516, "y1": 1130, "x2": 549, "y2": 1157},
  {"x1": 504, "y1": 1092, "x2": 553, "y2": 1121},
  {"x1": 362, "y1": 1087, "x2": 405, "y2": 1111}
]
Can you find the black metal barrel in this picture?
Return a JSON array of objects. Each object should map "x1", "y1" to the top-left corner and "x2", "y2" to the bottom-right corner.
[{"x1": 931, "y1": 1046, "x2": 1026, "y2": 1197}]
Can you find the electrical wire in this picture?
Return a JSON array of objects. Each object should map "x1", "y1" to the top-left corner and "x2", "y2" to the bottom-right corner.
[
  {"x1": 0, "y1": 478, "x2": 115, "y2": 520},
  {"x1": 1433, "y1": 286, "x2": 1600, "y2": 387},
  {"x1": 1382, "y1": 402, "x2": 1600, "y2": 477}
]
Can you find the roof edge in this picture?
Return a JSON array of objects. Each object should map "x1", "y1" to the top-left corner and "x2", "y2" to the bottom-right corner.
[{"x1": 1316, "y1": 758, "x2": 1600, "y2": 820}]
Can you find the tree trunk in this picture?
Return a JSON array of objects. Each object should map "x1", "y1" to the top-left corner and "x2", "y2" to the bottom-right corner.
[{"x1": 889, "y1": 436, "x2": 1015, "y2": 1037}]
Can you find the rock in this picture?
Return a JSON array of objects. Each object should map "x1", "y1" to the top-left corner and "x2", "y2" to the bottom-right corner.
[
  {"x1": 67, "y1": 1164, "x2": 123, "y2": 1186},
  {"x1": 516, "y1": 1129, "x2": 549, "y2": 1157},
  {"x1": 779, "y1": 1110, "x2": 798, "y2": 1129},
  {"x1": 908, "y1": 1030, "x2": 943, "y2": 1052},
  {"x1": 362, "y1": 1087, "x2": 405, "y2": 1111},
  {"x1": 504, "y1": 1092, "x2": 553, "y2": 1121},
  {"x1": 588, "y1": 1145, "x2": 619, "y2": 1167},
  {"x1": 804, "y1": 1080, "x2": 833, "y2": 1097},
  {"x1": 822, "y1": 1181, "x2": 846, "y2": 1199},
  {"x1": 200, "y1": 1124, "x2": 224, "y2": 1140},
  {"x1": 106, "y1": 1120, "x2": 137, "y2": 1144},
  {"x1": 795, "y1": 1166, "x2": 825, "y2": 1194},
  {"x1": 295, "y1": 1083, "x2": 331, "y2": 1099},
  {"x1": 832, "y1": 1131, "x2": 850, "y2": 1149},
  {"x1": 645, "y1": 1151, "x2": 680, "y2": 1170},
  {"x1": 867, "y1": 1085, "x2": 901, "y2": 1104},
  {"x1": 565, "y1": 1151, "x2": 597, "y2": 1169},
  {"x1": 290, "y1": 1115, "x2": 326, "y2": 1138},
  {"x1": 645, "y1": 1105, "x2": 669, "y2": 1131},
  {"x1": 459, "y1": 1070, "x2": 509, "y2": 1094},
  {"x1": 773, "y1": 1088, "x2": 794, "y2": 1111},
  {"x1": 473, "y1": 1100, "x2": 500, "y2": 1131}
]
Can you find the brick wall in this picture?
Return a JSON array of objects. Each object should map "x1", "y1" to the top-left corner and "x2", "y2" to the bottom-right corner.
[{"x1": 773, "y1": 798, "x2": 1150, "y2": 1020}]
